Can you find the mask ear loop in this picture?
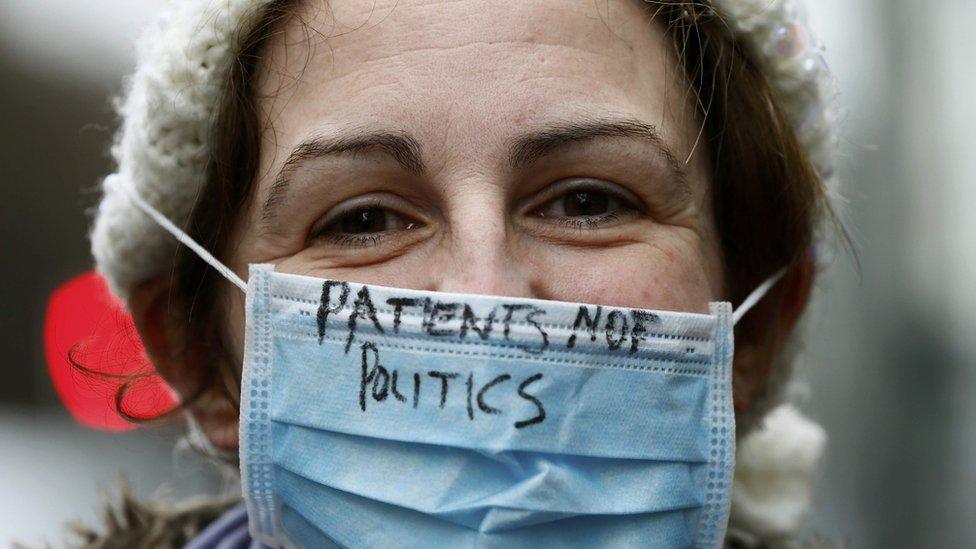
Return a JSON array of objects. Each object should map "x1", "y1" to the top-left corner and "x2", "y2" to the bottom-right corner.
[
  {"x1": 732, "y1": 267, "x2": 788, "y2": 326},
  {"x1": 111, "y1": 176, "x2": 789, "y2": 313},
  {"x1": 108, "y1": 177, "x2": 248, "y2": 294}
]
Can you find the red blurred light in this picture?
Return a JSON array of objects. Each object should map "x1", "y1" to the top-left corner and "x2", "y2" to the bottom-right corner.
[{"x1": 43, "y1": 271, "x2": 177, "y2": 431}]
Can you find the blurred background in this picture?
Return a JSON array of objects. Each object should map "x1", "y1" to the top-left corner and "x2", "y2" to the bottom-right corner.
[{"x1": 1, "y1": 0, "x2": 974, "y2": 546}]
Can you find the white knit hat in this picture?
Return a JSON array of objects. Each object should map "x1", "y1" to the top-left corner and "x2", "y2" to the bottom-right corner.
[
  {"x1": 92, "y1": 0, "x2": 259, "y2": 301},
  {"x1": 90, "y1": 0, "x2": 836, "y2": 543}
]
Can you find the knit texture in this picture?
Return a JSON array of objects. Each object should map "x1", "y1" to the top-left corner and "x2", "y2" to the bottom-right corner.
[
  {"x1": 730, "y1": 404, "x2": 827, "y2": 543},
  {"x1": 91, "y1": 0, "x2": 270, "y2": 301}
]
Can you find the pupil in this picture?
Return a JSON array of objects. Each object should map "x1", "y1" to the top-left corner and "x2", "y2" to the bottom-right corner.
[
  {"x1": 340, "y1": 207, "x2": 386, "y2": 234},
  {"x1": 564, "y1": 191, "x2": 608, "y2": 216}
]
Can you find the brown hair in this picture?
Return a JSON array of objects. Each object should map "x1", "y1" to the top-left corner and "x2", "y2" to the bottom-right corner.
[{"x1": 126, "y1": 1, "x2": 831, "y2": 426}]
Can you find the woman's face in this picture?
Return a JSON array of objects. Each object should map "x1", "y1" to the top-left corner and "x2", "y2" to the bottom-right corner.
[{"x1": 222, "y1": 0, "x2": 726, "y2": 365}]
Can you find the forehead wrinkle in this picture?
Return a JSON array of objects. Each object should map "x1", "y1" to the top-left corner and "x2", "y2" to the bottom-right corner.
[{"x1": 271, "y1": 0, "x2": 643, "y2": 86}]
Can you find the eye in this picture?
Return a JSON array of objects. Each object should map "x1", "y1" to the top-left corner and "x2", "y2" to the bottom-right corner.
[
  {"x1": 310, "y1": 197, "x2": 422, "y2": 246},
  {"x1": 530, "y1": 179, "x2": 641, "y2": 227},
  {"x1": 335, "y1": 207, "x2": 412, "y2": 234},
  {"x1": 541, "y1": 189, "x2": 616, "y2": 217}
]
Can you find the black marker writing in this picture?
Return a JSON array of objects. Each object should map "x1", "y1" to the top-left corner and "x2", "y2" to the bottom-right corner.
[
  {"x1": 317, "y1": 281, "x2": 349, "y2": 344},
  {"x1": 477, "y1": 374, "x2": 511, "y2": 415},
  {"x1": 466, "y1": 374, "x2": 474, "y2": 420},
  {"x1": 501, "y1": 304, "x2": 549, "y2": 354},
  {"x1": 355, "y1": 345, "x2": 546, "y2": 428},
  {"x1": 566, "y1": 305, "x2": 602, "y2": 349},
  {"x1": 502, "y1": 304, "x2": 531, "y2": 340},
  {"x1": 629, "y1": 310, "x2": 660, "y2": 354},
  {"x1": 345, "y1": 286, "x2": 385, "y2": 354},
  {"x1": 386, "y1": 297, "x2": 420, "y2": 334},
  {"x1": 425, "y1": 302, "x2": 460, "y2": 337},
  {"x1": 605, "y1": 310, "x2": 629, "y2": 351},
  {"x1": 359, "y1": 342, "x2": 382, "y2": 412},
  {"x1": 459, "y1": 304, "x2": 495, "y2": 339},
  {"x1": 428, "y1": 371, "x2": 459, "y2": 408},
  {"x1": 372, "y1": 367, "x2": 390, "y2": 402},
  {"x1": 522, "y1": 307, "x2": 549, "y2": 354},
  {"x1": 514, "y1": 373, "x2": 546, "y2": 429},
  {"x1": 391, "y1": 370, "x2": 407, "y2": 403},
  {"x1": 413, "y1": 372, "x2": 421, "y2": 408}
]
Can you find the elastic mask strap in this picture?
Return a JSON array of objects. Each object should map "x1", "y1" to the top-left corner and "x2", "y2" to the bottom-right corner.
[
  {"x1": 732, "y1": 267, "x2": 787, "y2": 326},
  {"x1": 111, "y1": 177, "x2": 788, "y2": 310},
  {"x1": 109, "y1": 177, "x2": 248, "y2": 293}
]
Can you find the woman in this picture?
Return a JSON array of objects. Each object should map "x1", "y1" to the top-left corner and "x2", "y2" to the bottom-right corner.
[{"x1": 84, "y1": 0, "x2": 837, "y2": 546}]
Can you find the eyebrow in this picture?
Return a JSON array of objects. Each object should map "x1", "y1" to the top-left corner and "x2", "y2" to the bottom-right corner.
[
  {"x1": 261, "y1": 117, "x2": 689, "y2": 225},
  {"x1": 262, "y1": 130, "x2": 424, "y2": 225}
]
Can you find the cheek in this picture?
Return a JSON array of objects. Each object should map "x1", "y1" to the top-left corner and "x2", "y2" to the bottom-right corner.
[{"x1": 531, "y1": 239, "x2": 719, "y2": 314}]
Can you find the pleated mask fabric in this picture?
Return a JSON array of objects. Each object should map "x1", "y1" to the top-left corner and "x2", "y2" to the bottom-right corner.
[{"x1": 240, "y1": 264, "x2": 739, "y2": 549}]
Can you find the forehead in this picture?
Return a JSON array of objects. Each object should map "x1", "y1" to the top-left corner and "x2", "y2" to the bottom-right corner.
[{"x1": 256, "y1": 0, "x2": 699, "y2": 168}]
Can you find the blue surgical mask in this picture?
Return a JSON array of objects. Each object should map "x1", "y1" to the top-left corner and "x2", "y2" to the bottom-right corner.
[{"x1": 115, "y1": 182, "x2": 784, "y2": 549}]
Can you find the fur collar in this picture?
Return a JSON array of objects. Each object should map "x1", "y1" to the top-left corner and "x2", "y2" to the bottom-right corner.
[{"x1": 62, "y1": 484, "x2": 238, "y2": 549}]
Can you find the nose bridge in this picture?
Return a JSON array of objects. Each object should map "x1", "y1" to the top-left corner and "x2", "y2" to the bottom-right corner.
[{"x1": 434, "y1": 187, "x2": 534, "y2": 299}]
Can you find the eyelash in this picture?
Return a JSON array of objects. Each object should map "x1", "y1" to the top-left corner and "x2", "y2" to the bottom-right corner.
[
  {"x1": 321, "y1": 233, "x2": 386, "y2": 247},
  {"x1": 310, "y1": 182, "x2": 638, "y2": 248},
  {"x1": 545, "y1": 211, "x2": 624, "y2": 230},
  {"x1": 528, "y1": 181, "x2": 641, "y2": 226},
  {"x1": 308, "y1": 195, "x2": 417, "y2": 248}
]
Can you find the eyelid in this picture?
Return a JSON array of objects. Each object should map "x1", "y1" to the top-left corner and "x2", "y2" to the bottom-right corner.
[
  {"x1": 522, "y1": 177, "x2": 645, "y2": 215},
  {"x1": 311, "y1": 193, "x2": 424, "y2": 235}
]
